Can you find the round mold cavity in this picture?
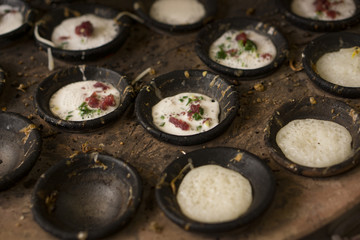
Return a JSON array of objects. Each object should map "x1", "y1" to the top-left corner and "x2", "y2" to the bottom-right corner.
[
  {"x1": 0, "y1": 112, "x2": 41, "y2": 190},
  {"x1": 34, "y1": 3, "x2": 132, "y2": 61},
  {"x1": 195, "y1": 17, "x2": 289, "y2": 79},
  {"x1": 34, "y1": 65, "x2": 134, "y2": 132},
  {"x1": 277, "y1": 0, "x2": 360, "y2": 32},
  {"x1": 31, "y1": 153, "x2": 142, "y2": 240},
  {"x1": 134, "y1": 69, "x2": 239, "y2": 146},
  {"x1": 132, "y1": 0, "x2": 216, "y2": 33},
  {"x1": 155, "y1": 147, "x2": 276, "y2": 233},
  {"x1": 0, "y1": 0, "x2": 35, "y2": 46},
  {"x1": 303, "y1": 31, "x2": 360, "y2": 98},
  {"x1": 264, "y1": 96, "x2": 360, "y2": 177}
]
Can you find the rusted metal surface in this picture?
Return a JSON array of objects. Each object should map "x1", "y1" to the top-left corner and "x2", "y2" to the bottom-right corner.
[{"x1": 1, "y1": 0, "x2": 360, "y2": 239}]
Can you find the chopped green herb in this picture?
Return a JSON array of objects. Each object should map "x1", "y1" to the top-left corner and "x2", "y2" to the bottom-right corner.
[
  {"x1": 199, "y1": 107, "x2": 204, "y2": 115},
  {"x1": 160, "y1": 122, "x2": 165, "y2": 127},
  {"x1": 58, "y1": 41, "x2": 69, "y2": 49},
  {"x1": 160, "y1": 115, "x2": 165, "y2": 120},
  {"x1": 216, "y1": 44, "x2": 227, "y2": 59},
  {"x1": 197, "y1": 126, "x2": 202, "y2": 131},
  {"x1": 186, "y1": 98, "x2": 193, "y2": 106},
  {"x1": 193, "y1": 113, "x2": 203, "y2": 121},
  {"x1": 65, "y1": 115, "x2": 73, "y2": 120},
  {"x1": 179, "y1": 98, "x2": 184, "y2": 102},
  {"x1": 244, "y1": 39, "x2": 257, "y2": 52},
  {"x1": 78, "y1": 102, "x2": 97, "y2": 118},
  {"x1": 226, "y1": 36, "x2": 231, "y2": 41}
]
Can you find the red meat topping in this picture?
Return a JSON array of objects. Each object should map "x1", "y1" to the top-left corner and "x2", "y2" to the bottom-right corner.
[
  {"x1": 75, "y1": 21, "x2": 94, "y2": 37},
  {"x1": 261, "y1": 53, "x2": 273, "y2": 60},
  {"x1": 187, "y1": 104, "x2": 201, "y2": 117},
  {"x1": 235, "y1": 32, "x2": 247, "y2": 43},
  {"x1": 100, "y1": 94, "x2": 116, "y2": 110},
  {"x1": 93, "y1": 82, "x2": 109, "y2": 91},
  {"x1": 169, "y1": 117, "x2": 190, "y2": 130},
  {"x1": 85, "y1": 92, "x2": 116, "y2": 110},
  {"x1": 85, "y1": 92, "x2": 100, "y2": 108}
]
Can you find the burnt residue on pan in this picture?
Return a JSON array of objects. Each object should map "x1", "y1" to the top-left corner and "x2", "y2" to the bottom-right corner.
[
  {"x1": 195, "y1": 17, "x2": 289, "y2": 80},
  {"x1": 0, "y1": 67, "x2": 5, "y2": 96},
  {"x1": 134, "y1": 69, "x2": 239, "y2": 146},
  {"x1": 264, "y1": 96, "x2": 360, "y2": 177},
  {"x1": 132, "y1": 0, "x2": 216, "y2": 33},
  {"x1": 302, "y1": 32, "x2": 360, "y2": 98},
  {"x1": 0, "y1": 112, "x2": 41, "y2": 190},
  {"x1": 155, "y1": 147, "x2": 276, "y2": 233},
  {"x1": 34, "y1": 2, "x2": 132, "y2": 61},
  {"x1": 34, "y1": 65, "x2": 134, "y2": 132},
  {"x1": 31, "y1": 153, "x2": 142, "y2": 240},
  {"x1": 277, "y1": 0, "x2": 360, "y2": 32}
]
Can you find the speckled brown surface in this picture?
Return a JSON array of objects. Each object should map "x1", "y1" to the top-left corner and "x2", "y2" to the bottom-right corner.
[{"x1": 1, "y1": 0, "x2": 360, "y2": 239}]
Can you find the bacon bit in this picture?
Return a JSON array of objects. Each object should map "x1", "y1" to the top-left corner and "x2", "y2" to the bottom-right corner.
[
  {"x1": 85, "y1": 91, "x2": 116, "y2": 110},
  {"x1": 75, "y1": 21, "x2": 94, "y2": 37},
  {"x1": 313, "y1": 0, "x2": 342, "y2": 19},
  {"x1": 187, "y1": 104, "x2": 200, "y2": 117},
  {"x1": 236, "y1": 32, "x2": 247, "y2": 42},
  {"x1": 326, "y1": 9, "x2": 338, "y2": 19},
  {"x1": 59, "y1": 36, "x2": 70, "y2": 40},
  {"x1": 169, "y1": 117, "x2": 189, "y2": 130},
  {"x1": 93, "y1": 82, "x2": 109, "y2": 90},
  {"x1": 261, "y1": 53, "x2": 272, "y2": 60},
  {"x1": 100, "y1": 94, "x2": 115, "y2": 110},
  {"x1": 85, "y1": 92, "x2": 100, "y2": 108},
  {"x1": 226, "y1": 48, "x2": 238, "y2": 56}
]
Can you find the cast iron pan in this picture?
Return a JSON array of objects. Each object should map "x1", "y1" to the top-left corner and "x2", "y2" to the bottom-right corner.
[
  {"x1": 34, "y1": 3, "x2": 131, "y2": 61},
  {"x1": 31, "y1": 153, "x2": 142, "y2": 240},
  {"x1": 34, "y1": 65, "x2": 134, "y2": 132},
  {"x1": 264, "y1": 96, "x2": 360, "y2": 177},
  {"x1": 0, "y1": 0, "x2": 35, "y2": 46},
  {"x1": 132, "y1": 0, "x2": 216, "y2": 33},
  {"x1": 134, "y1": 69, "x2": 239, "y2": 146},
  {"x1": 0, "y1": 67, "x2": 5, "y2": 96},
  {"x1": 303, "y1": 32, "x2": 360, "y2": 98},
  {"x1": 155, "y1": 147, "x2": 276, "y2": 233},
  {"x1": 277, "y1": 0, "x2": 360, "y2": 32},
  {"x1": 196, "y1": 17, "x2": 289, "y2": 79},
  {"x1": 0, "y1": 112, "x2": 41, "y2": 190}
]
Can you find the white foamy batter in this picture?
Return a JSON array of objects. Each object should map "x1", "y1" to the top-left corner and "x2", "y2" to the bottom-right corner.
[
  {"x1": 150, "y1": 0, "x2": 205, "y2": 25},
  {"x1": 276, "y1": 119, "x2": 354, "y2": 168},
  {"x1": 209, "y1": 29, "x2": 276, "y2": 69},
  {"x1": 291, "y1": 0, "x2": 355, "y2": 21},
  {"x1": 51, "y1": 14, "x2": 119, "y2": 50},
  {"x1": 152, "y1": 92, "x2": 219, "y2": 136},
  {"x1": 0, "y1": 5, "x2": 23, "y2": 35},
  {"x1": 49, "y1": 80, "x2": 120, "y2": 121},
  {"x1": 177, "y1": 164, "x2": 253, "y2": 223},
  {"x1": 316, "y1": 46, "x2": 360, "y2": 87}
]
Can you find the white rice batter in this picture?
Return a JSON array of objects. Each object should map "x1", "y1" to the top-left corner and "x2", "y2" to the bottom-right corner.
[
  {"x1": 0, "y1": 5, "x2": 23, "y2": 35},
  {"x1": 49, "y1": 80, "x2": 120, "y2": 121},
  {"x1": 209, "y1": 29, "x2": 276, "y2": 69},
  {"x1": 177, "y1": 164, "x2": 253, "y2": 223},
  {"x1": 150, "y1": 0, "x2": 205, "y2": 25},
  {"x1": 152, "y1": 92, "x2": 219, "y2": 136},
  {"x1": 51, "y1": 14, "x2": 119, "y2": 50}
]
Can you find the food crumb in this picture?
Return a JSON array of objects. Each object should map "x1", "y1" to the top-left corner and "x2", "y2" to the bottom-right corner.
[
  {"x1": 254, "y1": 83, "x2": 265, "y2": 92},
  {"x1": 246, "y1": 8, "x2": 255, "y2": 16},
  {"x1": 77, "y1": 231, "x2": 88, "y2": 240},
  {"x1": 149, "y1": 221, "x2": 164, "y2": 233},
  {"x1": 309, "y1": 97, "x2": 316, "y2": 105}
]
